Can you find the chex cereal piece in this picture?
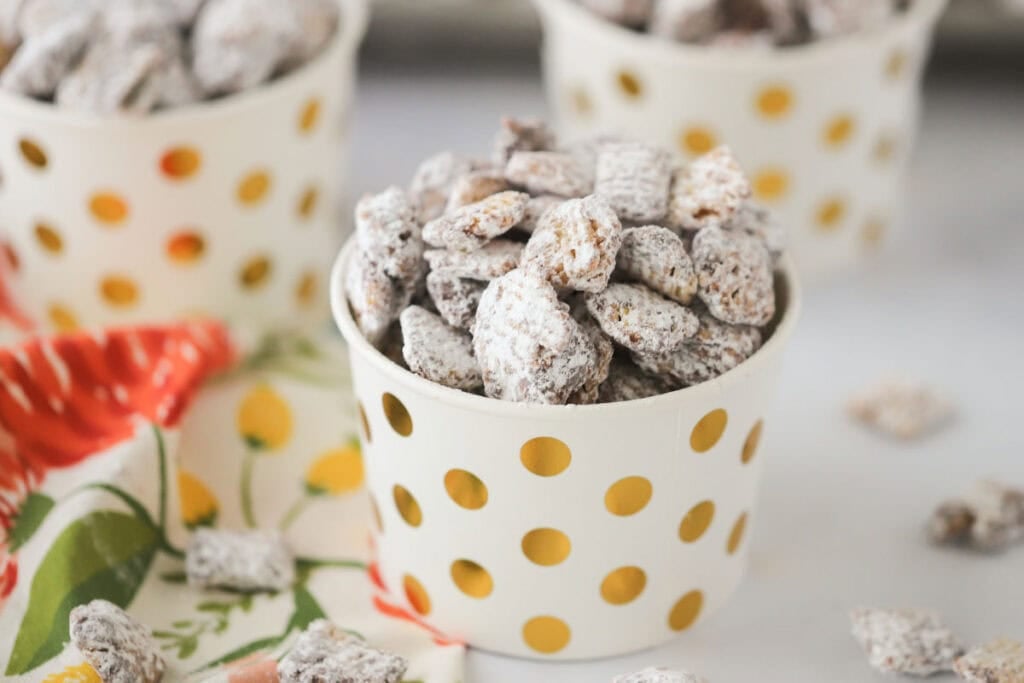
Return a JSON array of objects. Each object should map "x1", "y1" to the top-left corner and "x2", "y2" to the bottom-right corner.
[
  {"x1": 424, "y1": 239, "x2": 523, "y2": 281},
  {"x1": 759, "y1": 0, "x2": 809, "y2": 45},
  {"x1": 506, "y1": 151, "x2": 594, "y2": 198},
  {"x1": 446, "y1": 169, "x2": 510, "y2": 213},
  {"x1": 726, "y1": 201, "x2": 787, "y2": 265},
  {"x1": 804, "y1": 0, "x2": 895, "y2": 39},
  {"x1": 278, "y1": 619, "x2": 408, "y2": 683},
  {"x1": 55, "y1": 40, "x2": 165, "y2": 114},
  {"x1": 346, "y1": 254, "x2": 405, "y2": 347},
  {"x1": 425, "y1": 271, "x2": 485, "y2": 330},
  {"x1": 400, "y1": 306, "x2": 482, "y2": 391},
  {"x1": 473, "y1": 269, "x2": 597, "y2": 404},
  {"x1": 355, "y1": 187, "x2": 424, "y2": 284},
  {"x1": 614, "y1": 667, "x2": 703, "y2": 683},
  {"x1": 850, "y1": 608, "x2": 965, "y2": 677},
  {"x1": 599, "y1": 358, "x2": 672, "y2": 403},
  {"x1": 649, "y1": 0, "x2": 720, "y2": 43},
  {"x1": 965, "y1": 480, "x2": 1024, "y2": 552},
  {"x1": 281, "y1": 0, "x2": 339, "y2": 68},
  {"x1": 595, "y1": 142, "x2": 672, "y2": 223},
  {"x1": 379, "y1": 323, "x2": 407, "y2": 370},
  {"x1": 564, "y1": 134, "x2": 626, "y2": 175},
  {"x1": 16, "y1": 0, "x2": 93, "y2": 38},
  {"x1": 518, "y1": 194, "x2": 563, "y2": 235},
  {"x1": 692, "y1": 226, "x2": 775, "y2": 326},
  {"x1": 586, "y1": 283, "x2": 699, "y2": 355},
  {"x1": 423, "y1": 191, "x2": 530, "y2": 253},
  {"x1": 493, "y1": 116, "x2": 556, "y2": 166},
  {"x1": 667, "y1": 147, "x2": 751, "y2": 232},
  {"x1": 186, "y1": 528, "x2": 295, "y2": 592},
  {"x1": 522, "y1": 195, "x2": 623, "y2": 293},
  {"x1": 70, "y1": 600, "x2": 165, "y2": 683},
  {"x1": 954, "y1": 639, "x2": 1024, "y2": 683},
  {"x1": 579, "y1": 0, "x2": 654, "y2": 27},
  {"x1": 633, "y1": 309, "x2": 762, "y2": 386},
  {"x1": 409, "y1": 151, "x2": 475, "y2": 224},
  {"x1": 0, "y1": 11, "x2": 94, "y2": 97},
  {"x1": 617, "y1": 226, "x2": 698, "y2": 304},
  {"x1": 927, "y1": 500, "x2": 975, "y2": 546},
  {"x1": 847, "y1": 379, "x2": 954, "y2": 440},
  {"x1": 568, "y1": 298, "x2": 615, "y2": 405}
]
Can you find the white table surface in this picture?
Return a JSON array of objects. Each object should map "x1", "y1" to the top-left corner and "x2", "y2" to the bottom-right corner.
[{"x1": 348, "y1": 59, "x2": 1024, "y2": 682}]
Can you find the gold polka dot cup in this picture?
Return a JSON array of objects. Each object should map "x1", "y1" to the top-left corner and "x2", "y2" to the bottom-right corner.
[
  {"x1": 331, "y1": 240, "x2": 802, "y2": 660},
  {"x1": 534, "y1": 0, "x2": 947, "y2": 282},
  {"x1": 0, "y1": 0, "x2": 368, "y2": 334}
]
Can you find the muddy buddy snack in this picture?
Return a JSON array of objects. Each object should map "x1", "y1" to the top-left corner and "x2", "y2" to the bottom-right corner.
[
  {"x1": 70, "y1": 599, "x2": 165, "y2": 683},
  {"x1": 577, "y1": 0, "x2": 912, "y2": 45},
  {"x1": 850, "y1": 608, "x2": 965, "y2": 677},
  {"x1": 278, "y1": 619, "x2": 408, "y2": 683},
  {"x1": 848, "y1": 378, "x2": 954, "y2": 439},
  {"x1": 341, "y1": 118, "x2": 785, "y2": 405},
  {"x1": 928, "y1": 480, "x2": 1024, "y2": 553},
  {"x1": 614, "y1": 667, "x2": 705, "y2": 683},
  {"x1": 954, "y1": 639, "x2": 1024, "y2": 683},
  {"x1": 0, "y1": 0, "x2": 339, "y2": 113},
  {"x1": 185, "y1": 528, "x2": 295, "y2": 592}
]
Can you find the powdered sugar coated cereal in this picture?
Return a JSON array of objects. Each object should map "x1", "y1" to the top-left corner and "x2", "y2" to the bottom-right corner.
[
  {"x1": 278, "y1": 619, "x2": 408, "y2": 683},
  {"x1": 614, "y1": 667, "x2": 704, "y2": 683},
  {"x1": 409, "y1": 151, "x2": 475, "y2": 224},
  {"x1": 850, "y1": 608, "x2": 964, "y2": 677},
  {"x1": 346, "y1": 254, "x2": 405, "y2": 347},
  {"x1": 847, "y1": 378, "x2": 954, "y2": 440},
  {"x1": 0, "y1": 10, "x2": 94, "y2": 97},
  {"x1": 425, "y1": 239, "x2": 524, "y2": 281},
  {"x1": 446, "y1": 169, "x2": 510, "y2": 213},
  {"x1": 70, "y1": 599, "x2": 165, "y2": 683},
  {"x1": 692, "y1": 225, "x2": 775, "y2": 326},
  {"x1": 954, "y1": 639, "x2": 1024, "y2": 683},
  {"x1": 518, "y1": 194, "x2": 563, "y2": 235},
  {"x1": 649, "y1": 0, "x2": 720, "y2": 43},
  {"x1": 585, "y1": 283, "x2": 699, "y2": 354},
  {"x1": 617, "y1": 225, "x2": 698, "y2": 304},
  {"x1": 355, "y1": 187, "x2": 424, "y2": 284},
  {"x1": 568, "y1": 298, "x2": 615, "y2": 404},
  {"x1": 599, "y1": 357, "x2": 672, "y2": 403},
  {"x1": 667, "y1": 147, "x2": 752, "y2": 232},
  {"x1": 506, "y1": 151, "x2": 594, "y2": 198},
  {"x1": 400, "y1": 305, "x2": 482, "y2": 391},
  {"x1": 186, "y1": 528, "x2": 295, "y2": 592},
  {"x1": 423, "y1": 190, "x2": 530, "y2": 253},
  {"x1": 595, "y1": 141, "x2": 672, "y2": 223},
  {"x1": 726, "y1": 200, "x2": 787, "y2": 265},
  {"x1": 493, "y1": 116, "x2": 556, "y2": 166},
  {"x1": 425, "y1": 271, "x2": 486, "y2": 330}
]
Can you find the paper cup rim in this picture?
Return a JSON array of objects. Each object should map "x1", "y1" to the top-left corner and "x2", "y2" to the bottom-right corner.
[
  {"x1": 0, "y1": 0, "x2": 369, "y2": 128},
  {"x1": 533, "y1": 0, "x2": 948, "y2": 68},
  {"x1": 331, "y1": 238, "x2": 803, "y2": 419}
]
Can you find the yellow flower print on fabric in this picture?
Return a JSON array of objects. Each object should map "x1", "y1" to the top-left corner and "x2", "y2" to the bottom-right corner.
[
  {"x1": 305, "y1": 440, "x2": 364, "y2": 497},
  {"x1": 236, "y1": 383, "x2": 293, "y2": 451},
  {"x1": 178, "y1": 471, "x2": 219, "y2": 529},
  {"x1": 42, "y1": 663, "x2": 101, "y2": 683}
]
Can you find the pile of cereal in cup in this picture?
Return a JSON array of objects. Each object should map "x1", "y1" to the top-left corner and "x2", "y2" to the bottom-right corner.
[
  {"x1": 0, "y1": 0, "x2": 339, "y2": 113},
  {"x1": 575, "y1": 0, "x2": 913, "y2": 45},
  {"x1": 344, "y1": 118, "x2": 786, "y2": 405}
]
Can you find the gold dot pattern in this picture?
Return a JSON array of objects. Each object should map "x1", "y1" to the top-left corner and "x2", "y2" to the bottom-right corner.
[
  {"x1": 727, "y1": 512, "x2": 748, "y2": 555},
  {"x1": 742, "y1": 420, "x2": 763, "y2": 465},
  {"x1": 237, "y1": 170, "x2": 272, "y2": 205},
  {"x1": 382, "y1": 393, "x2": 413, "y2": 437},
  {"x1": 297, "y1": 186, "x2": 319, "y2": 220},
  {"x1": 756, "y1": 85, "x2": 793, "y2": 119},
  {"x1": 669, "y1": 590, "x2": 704, "y2": 631},
  {"x1": 873, "y1": 134, "x2": 898, "y2": 164},
  {"x1": 520, "y1": 437, "x2": 571, "y2": 477},
  {"x1": 451, "y1": 559, "x2": 493, "y2": 599},
  {"x1": 392, "y1": 484, "x2": 422, "y2": 528},
  {"x1": 34, "y1": 223, "x2": 63, "y2": 254},
  {"x1": 166, "y1": 231, "x2": 205, "y2": 264},
  {"x1": 753, "y1": 168, "x2": 790, "y2": 202},
  {"x1": 691, "y1": 409, "x2": 727, "y2": 453},
  {"x1": 48, "y1": 303, "x2": 79, "y2": 332},
  {"x1": 600, "y1": 566, "x2": 646, "y2": 605},
  {"x1": 522, "y1": 528, "x2": 571, "y2": 567},
  {"x1": 680, "y1": 126, "x2": 717, "y2": 156},
  {"x1": 358, "y1": 401, "x2": 372, "y2": 444},
  {"x1": 296, "y1": 271, "x2": 317, "y2": 307},
  {"x1": 100, "y1": 275, "x2": 139, "y2": 307},
  {"x1": 89, "y1": 192, "x2": 129, "y2": 225},
  {"x1": 569, "y1": 86, "x2": 593, "y2": 118},
  {"x1": 523, "y1": 616, "x2": 571, "y2": 655},
  {"x1": 816, "y1": 197, "x2": 847, "y2": 232},
  {"x1": 299, "y1": 98, "x2": 322, "y2": 133},
  {"x1": 403, "y1": 574, "x2": 431, "y2": 616},
  {"x1": 161, "y1": 147, "x2": 201, "y2": 179},
  {"x1": 886, "y1": 49, "x2": 908, "y2": 80},
  {"x1": 679, "y1": 500, "x2": 716, "y2": 543},
  {"x1": 19, "y1": 138, "x2": 47, "y2": 169},
  {"x1": 239, "y1": 256, "x2": 272, "y2": 289},
  {"x1": 823, "y1": 114, "x2": 856, "y2": 148},
  {"x1": 444, "y1": 469, "x2": 488, "y2": 510},
  {"x1": 617, "y1": 70, "x2": 643, "y2": 99},
  {"x1": 604, "y1": 476, "x2": 653, "y2": 517}
]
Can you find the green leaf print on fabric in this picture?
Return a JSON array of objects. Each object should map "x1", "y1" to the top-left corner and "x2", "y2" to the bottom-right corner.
[
  {"x1": 7, "y1": 492, "x2": 55, "y2": 552},
  {"x1": 5, "y1": 510, "x2": 159, "y2": 676},
  {"x1": 285, "y1": 585, "x2": 327, "y2": 634}
]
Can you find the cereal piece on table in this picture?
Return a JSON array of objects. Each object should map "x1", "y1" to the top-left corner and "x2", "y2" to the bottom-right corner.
[
  {"x1": 804, "y1": 0, "x2": 895, "y2": 39},
  {"x1": 0, "y1": 12, "x2": 94, "y2": 98},
  {"x1": 522, "y1": 195, "x2": 623, "y2": 293},
  {"x1": 425, "y1": 239, "x2": 524, "y2": 281},
  {"x1": 847, "y1": 379, "x2": 954, "y2": 440},
  {"x1": 506, "y1": 151, "x2": 594, "y2": 198},
  {"x1": 186, "y1": 528, "x2": 294, "y2": 592},
  {"x1": 346, "y1": 255, "x2": 405, "y2": 347},
  {"x1": 649, "y1": 0, "x2": 720, "y2": 43},
  {"x1": 955, "y1": 639, "x2": 1024, "y2": 683},
  {"x1": 70, "y1": 600, "x2": 165, "y2": 683},
  {"x1": 966, "y1": 480, "x2": 1024, "y2": 552},
  {"x1": 355, "y1": 187, "x2": 424, "y2": 284},
  {"x1": 567, "y1": 299, "x2": 614, "y2": 404},
  {"x1": 409, "y1": 151, "x2": 476, "y2": 224},
  {"x1": 518, "y1": 194, "x2": 563, "y2": 235},
  {"x1": 599, "y1": 358, "x2": 672, "y2": 403},
  {"x1": 633, "y1": 309, "x2": 762, "y2": 386},
  {"x1": 423, "y1": 191, "x2": 530, "y2": 253},
  {"x1": 578, "y1": 0, "x2": 654, "y2": 27},
  {"x1": 426, "y1": 271, "x2": 485, "y2": 330},
  {"x1": 493, "y1": 116, "x2": 556, "y2": 166},
  {"x1": 617, "y1": 226, "x2": 698, "y2": 304},
  {"x1": 726, "y1": 200, "x2": 787, "y2": 265},
  {"x1": 850, "y1": 608, "x2": 964, "y2": 677},
  {"x1": 446, "y1": 169, "x2": 510, "y2": 213},
  {"x1": 400, "y1": 306, "x2": 482, "y2": 391},
  {"x1": 614, "y1": 667, "x2": 704, "y2": 683},
  {"x1": 191, "y1": 0, "x2": 297, "y2": 96},
  {"x1": 278, "y1": 619, "x2": 408, "y2": 683},
  {"x1": 692, "y1": 226, "x2": 775, "y2": 326},
  {"x1": 55, "y1": 40, "x2": 165, "y2": 114},
  {"x1": 473, "y1": 269, "x2": 597, "y2": 404},
  {"x1": 927, "y1": 500, "x2": 975, "y2": 546},
  {"x1": 595, "y1": 142, "x2": 672, "y2": 223},
  {"x1": 280, "y1": 0, "x2": 339, "y2": 68},
  {"x1": 585, "y1": 283, "x2": 699, "y2": 355},
  {"x1": 667, "y1": 147, "x2": 752, "y2": 232}
]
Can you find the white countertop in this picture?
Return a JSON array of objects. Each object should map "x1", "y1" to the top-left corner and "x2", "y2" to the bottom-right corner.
[{"x1": 348, "y1": 60, "x2": 1024, "y2": 682}]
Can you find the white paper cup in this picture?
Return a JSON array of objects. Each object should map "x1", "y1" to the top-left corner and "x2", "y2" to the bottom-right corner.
[
  {"x1": 534, "y1": 0, "x2": 947, "y2": 282},
  {"x1": 0, "y1": 0, "x2": 368, "y2": 336},
  {"x1": 331, "y1": 240, "x2": 802, "y2": 660}
]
